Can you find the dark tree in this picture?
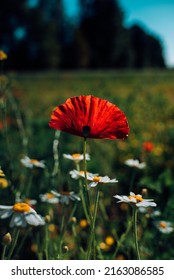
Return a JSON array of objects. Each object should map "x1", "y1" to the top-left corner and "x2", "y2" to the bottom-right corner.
[
  {"x1": 78, "y1": 0, "x2": 128, "y2": 68},
  {"x1": 0, "y1": 0, "x2": 64, "y2": 70},
  {"x1": 129, "y1": 24, "x2": 165, "y2": 68},
  {"x1": 0, "y1": 0, "x2": 166, "y2": 69}
]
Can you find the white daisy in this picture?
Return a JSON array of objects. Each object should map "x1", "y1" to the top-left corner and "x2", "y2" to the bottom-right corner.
[
  {"x1": 21, "y1": 156, "x2": 45, "y2": 168},
  {"x1": 114, "y1": 192, "x2": 157, "y2": 208},
  {"x1": 40, "y1": 193, "x2": 59, "y2": 204},
  {"x1": 0, "y1": 203, "x2": 45, "y2": 227},
  {"x1": 69, "y1": 169, "x2": 99, "y2": 180},
  {"x1": 15, "y1": 193, "x2": 37, "y2": 206},
  {"x1": 51, "y1": 190, "x2": 81, "y2": 205},
  {"x1": 154, "y1": 220, "x2": 173, "y2": 234},
  {"x1": 83, "y1": 173, "x2": 118, "y2": 188},
  {"x1": 63, "y1": 153, "x2": 90, "y2": 163},
  {"x1": 125, "y1": 159, "x2": 146, "y2": 169}
]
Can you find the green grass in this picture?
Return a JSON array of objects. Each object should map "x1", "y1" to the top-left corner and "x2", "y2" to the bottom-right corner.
[{"x1": 1, "y1": 69, "x2": 174, "y2": 260}]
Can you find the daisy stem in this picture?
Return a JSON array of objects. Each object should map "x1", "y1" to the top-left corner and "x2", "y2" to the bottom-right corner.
[
  {"x1": 1, "y1": 245, "x2": 7, "y2": 260},
  {"x1": 57, "y1": 205, "x2": 66, "y2": 258},
  {"x1": 112, "y1": 220, "x2": 132, "y2": 259},
  {"x1": 44, "y1": 223, "x2": 49, "y2": 260},
  {"x1": 76, "y1": 162, "x2": 91, "y2": 224},
  {"x1": 133, "y1": 207, "x2": 141, "y2": 260},
  {"x1": 86, "y1": 186, "x2": 100, "y2": 260},
  {"x1": 7, "y1": 228, "x2": 20, "y2": 260}
]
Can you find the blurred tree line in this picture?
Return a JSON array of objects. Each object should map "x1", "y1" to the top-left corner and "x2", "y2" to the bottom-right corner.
[{"x1": 0, "y1": 0, "x2": 165, "y2": 70}]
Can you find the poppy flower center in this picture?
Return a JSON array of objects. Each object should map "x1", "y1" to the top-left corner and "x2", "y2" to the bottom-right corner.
[
  {"x1": 159, "y1": 221, "x2": 167, "y2": 228},
  {"x1": 46, "y1": 193, "x2": 55, "y2": 199},
  {"x1": 60, "y1": 191, "x2": 70, "y2": 196},
  {"x1": 128, "y1": 194, "x2": 143, "y2": 202},
  {"x1": 93, "y1": 176, "x2": 101, "y2": 182},
  {"x1": 72, "y1": 153, "x2": 81, "y2": 159},
  {"x1": 82, "y1": 126, "x2": 91, "y2": 138},
  {"x1": 13, "y1": 203, "x2": 31, "y2": 213}
]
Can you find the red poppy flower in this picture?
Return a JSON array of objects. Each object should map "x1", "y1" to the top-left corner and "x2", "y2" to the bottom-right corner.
[
  {"x1": 143, "y1": 141, "x2": 154, "y2": 152},
  {"x1": 49, "y1": 95, "x2": 129, "y2": 140}
]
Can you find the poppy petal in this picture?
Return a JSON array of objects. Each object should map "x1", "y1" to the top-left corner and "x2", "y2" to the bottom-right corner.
[{"x1": 49, "y1": 95, "x2": 129, "y2": 139}]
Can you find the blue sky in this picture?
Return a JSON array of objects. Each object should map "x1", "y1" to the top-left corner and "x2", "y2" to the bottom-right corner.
[{"x1": 63, "y1": 0, "x2": 174, "y2": 67}]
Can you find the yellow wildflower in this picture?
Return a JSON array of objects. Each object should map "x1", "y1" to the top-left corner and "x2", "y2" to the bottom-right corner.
[{"x1": 0, "y1": 51, "x2": 7, "y2": 61}]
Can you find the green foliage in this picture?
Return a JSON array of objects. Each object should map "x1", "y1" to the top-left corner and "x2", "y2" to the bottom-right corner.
[{"x1": 0, "y1": 70, "x2": 174, "y2": 259}]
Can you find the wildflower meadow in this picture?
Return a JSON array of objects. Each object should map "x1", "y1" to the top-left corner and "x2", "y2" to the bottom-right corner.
[{"x1": 0, "y1": 52, "x2": 174, "y2": 260}]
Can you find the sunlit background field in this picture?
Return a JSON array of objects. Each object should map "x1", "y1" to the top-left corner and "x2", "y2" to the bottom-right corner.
[{"x1": 1, "y1": 69, "x2": 174, "y2": 259}]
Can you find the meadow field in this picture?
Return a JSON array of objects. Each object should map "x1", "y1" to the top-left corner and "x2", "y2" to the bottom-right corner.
[{"x1": 0, "y1": 69, "x2": 174, "y2": 260}]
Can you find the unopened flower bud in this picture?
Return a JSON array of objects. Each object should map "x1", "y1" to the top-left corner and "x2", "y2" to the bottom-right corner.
[
  {"x1": 141, "y1": 188, "x2": 148, "y2": 196},
  {"x1": 62, "y1": 246, "x2": 69, "y2": 253},
  {"x1": 45, "y1": 215, "x2": 51, "y2": 223},
  {"x1": 2, "y1": 232, "x2": 12, "y2": 246},
  {"x1": 70, "y1": 217, "x2": 77, "y2": 224}
]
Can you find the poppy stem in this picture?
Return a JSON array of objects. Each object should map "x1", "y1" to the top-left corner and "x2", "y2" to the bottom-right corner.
[
  {"x1": 132, "y1": 207, "x2": 141, "y2": 260},
  {"x1": 83, "y1": 137, "x2": 92, "y2": 223}
]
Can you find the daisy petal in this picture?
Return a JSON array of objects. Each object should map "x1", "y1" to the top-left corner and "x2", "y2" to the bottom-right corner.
[
  {"x1": 25, "y1": 212, "x2": 45, "y2": 226},
  {"x1": 10, "y1": 213, "x2": 27, "y2": 227},
  {"x1": 0, "y1": 209, "x2": 13, "y2": 219}
]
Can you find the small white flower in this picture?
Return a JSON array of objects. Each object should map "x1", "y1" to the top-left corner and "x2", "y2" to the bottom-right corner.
[
  {"x1": 69, "y1": 169, "x2": 98, "y2": 180},
  {"x1": 16, "y1": 197, "x2": 37, "y2": 206},
  {"x1": 154, "y1": 220, "x2": 173, "y2": 234},
  {"x1": 125, "y1": 159, "x2": 146, "y2": 169},
  {"x1": 63, "y1": 153, "x2": 90, "y2": 163},
  {"x1": 21, "y1": 156, "x2": 45, "y2": 168},
  {"x1": 69, "y1": 170, "x2": 118, "y2": 188},
  {"x1": 82, "y1": 173, "x2": 118, "y2": 188},
  {"x1": 114, "y1": 192, "x2": 157, "y2": 208},
  {"x1": 87, "y1": 175, "x2": 118, "y2": 188},
  {"x1": 40, "y1": 193, "x2": 59, "y2": 204},
  {"x1": 0, "y1": 203, "x2": 45, "y2": 227},
  {"x1": 51, "y1": 190, "x2": 80, "y2": 205}
]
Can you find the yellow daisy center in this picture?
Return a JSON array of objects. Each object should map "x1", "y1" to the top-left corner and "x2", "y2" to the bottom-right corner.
[
  {"x1": 13, "y1": 203, "x2": 31, "y2": 213},
  {"x1": 0, "y1": 178, "x2": 8, "y2": 188},
  {"x1": 46, "y1": 193, "x2": 55, "y2": 199},
  {"x1": 72, "y1": 153, "x2": 81, "y2": 159},
  {"x1": 105, "y1": 236, "x2": 115, "y2": 246},
  {"x1": 0, "y1": 51, "x2": 7, "y2": 60},
  {"x1": 93, "y1": 176, "x2": 101, "y2": 182},
  {"x1": 159, "y1": 221, "x2": 167, "y2": 228},
  {"x1": 48, "y1": 223, "x2": 57, "y2": 232},
  {"x1": 128, "y1": 194, "x2": 143, "y2": 202},
  {"x1": 30, "y1": 159, "x2": 39, "y2": 164},
  {"x1": 79, "y1": 219, "x2": 88, "y2": 228}
]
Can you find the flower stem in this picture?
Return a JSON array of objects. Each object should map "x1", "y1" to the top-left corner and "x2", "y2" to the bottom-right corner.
[
  {"x1": 7, "y1": 228, "x2": 20, "y2": 260},
  {"x1": 113, "y1": 219, "x2": 132, "y2": 259},
  {"x1": 83, "y1": 137, "x2": 92, "y2": 223},
  {"x1": 86, "y1": 186, "x2": 100, "y2": 260},
  {"x1": 133, "y1": 207, "x2": 141, "y2": 260},
  {"x1": 76, "y1": 162, "x2": 91, "y2": 224},
  {"x1": 1, "y1": 245, "x2": 7, "y2": 260},
  {"x1": 44, "y1": 224, "x2": 49, "y2": 260}
]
